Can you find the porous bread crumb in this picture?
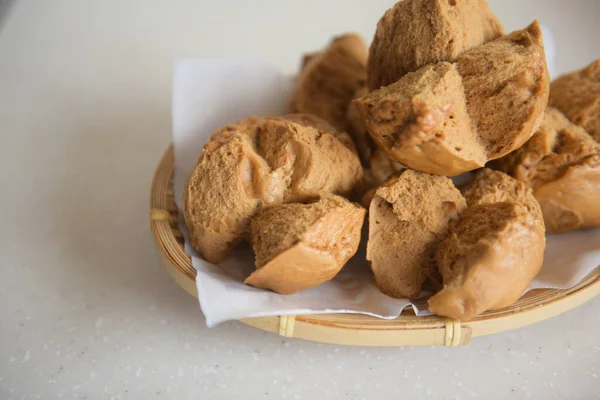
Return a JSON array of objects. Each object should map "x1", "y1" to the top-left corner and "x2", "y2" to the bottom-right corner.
[
  {"x1": 355, "y1": 62, "x2": 485, "y2": 176},
  {"x1": 429, "y1": 201, "x2": 545, "y2": 321},
  {"x1": 462, "y1": 168, "x2": 544, "y2": 226},
  {"x1": 367, "y1": 170, "x2": 467, "y2": 298},
  {"x1": 367, "y1": 0, "x2": 503, "y2": 90},
  {"x1": 183, "y1": 114, "x2": 363, "y2": 263},
  {"x1": 246, "y1": 195, "x2": 365, "y2": 294},
  {"x1": 457, "y1": 21, "x2": 549, "y2": 159}
]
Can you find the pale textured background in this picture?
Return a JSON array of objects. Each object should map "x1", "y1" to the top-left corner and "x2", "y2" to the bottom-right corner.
[{"x1": 0, "y1": 1, "x2": 599, "y2": 399}]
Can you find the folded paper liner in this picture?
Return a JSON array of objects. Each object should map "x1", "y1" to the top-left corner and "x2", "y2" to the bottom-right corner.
[{"x1": 172, "y1": 58, "x2": 600, "y2": 327}]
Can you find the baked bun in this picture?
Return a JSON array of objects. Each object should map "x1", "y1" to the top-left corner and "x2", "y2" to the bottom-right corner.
[
  {"x1": 492, "y1": 107, "x2": 600, "y2": 233},
  {"x1": 367, "y1": 170, "x2": 466, "y2": 298},
  {"x1": 183, "y1": 114, "x2": 362, "y2": 263},
  {"x1": 355, "y1": 22, "x2": 549, "y2": 176},
  {"x1": 462, "y1": 168, "x2": 544, "y2": 226},
  {"x1": 429, "y1": 168, "x2": 545, "y2": 320},
  {"x1": 429, "y1": 200, "x2": 545, "y2": 321},
  {"x1": 290, "y1": 33, "x2": 368, "y2": 133},
  {"x1": 245, "y1": 195, "x2": 365, "y2": 294}
]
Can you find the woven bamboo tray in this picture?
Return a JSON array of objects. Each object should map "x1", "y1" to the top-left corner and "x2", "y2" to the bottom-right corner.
[{"x1": 150, "y1": 146, "x2": 600, "y2": 346}]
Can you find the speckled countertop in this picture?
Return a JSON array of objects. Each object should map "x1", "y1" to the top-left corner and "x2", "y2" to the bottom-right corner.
[{"x1": 1, "y1": 1, "x2": 599, "y2": 399}]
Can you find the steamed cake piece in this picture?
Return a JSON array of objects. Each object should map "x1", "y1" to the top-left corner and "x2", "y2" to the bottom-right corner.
[
  {"x1": 367, "y1": 0, "x2": 503, "y2": 90},
  {"x1": 367, "y1": 170, "x2": 466, "y2": 298},
  {"x1": 549, "y1": 58, "x2": 600, "y2": 142},
  {"x1": 355, "y1": 62, "x2": 485, "y2": 176},
  {"x1": 183, "y1": 114, "x2": 363, "y2": 263},
  {"x1": 430, "y1": 169, "x2": 546, "y2": 320},
  {"x1": 355, "y1": 22, "x2": 549, "y2": 176},
  {"x1": 290, "y1": 33, "x2": 368, "y2": 132},
  {"x1": 429, "y1": 201, "x2": 545, "y2": 321},
  {"x1": 456, "y1": 21, "x2": 549, "y2": 159},
  {"x1": 245, "y1": 195, "x2": 365, "y2": 295},
  {"x1": 183, "y1": 118, "x2": 281, "y2": 263},
  {"x1": 493, "y1": 107, "x2": 600, "y2": 233}
]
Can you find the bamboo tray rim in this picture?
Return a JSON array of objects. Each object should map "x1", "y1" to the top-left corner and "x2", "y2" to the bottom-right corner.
[{"x1": 150, "y1": 145, "x2": 600, "y2": 346}]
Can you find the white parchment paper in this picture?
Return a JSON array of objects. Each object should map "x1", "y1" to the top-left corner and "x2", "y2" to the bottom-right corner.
[{"x1": 172, "y1": 59, "x2": 600, "y2": 327}]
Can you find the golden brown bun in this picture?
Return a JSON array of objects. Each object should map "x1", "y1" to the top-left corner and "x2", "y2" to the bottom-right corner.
[
  {"x1": 356, "y1": 62, "x2": 485, "y2": 176},
  {"x1": 549, "y1": 58, "x2": 600, "y2": 142},
  {"x1": 367, "y1": 170, "x2": 466, "y2": 298},
  {"x1": 367, "y1": 0, "x2": 503, "y2": 90},
  {"x1": 428, "y1": 201, "x2": 545, "y2": 321},
  {"x1": 183, "y1": 115, "x2": 363, "y2": 263},
  {"x1": 456, "y1": 21, "x2": 549, "y2": 159},
  {"x1": 355, "y1": 22, "x2": 549, "y2": 176},
  {"x1": 182, "y1": 117, "x2": 274, "y2": 263},
  {"x1": 290, "y1": 33, "x2": 368, "y2": 133},
  {"x1": 245, "y1": 195, "x2": 365, "y2": 294},
  {"x1": 492, "y1": 107, "x2": 600, "y2": 233}
]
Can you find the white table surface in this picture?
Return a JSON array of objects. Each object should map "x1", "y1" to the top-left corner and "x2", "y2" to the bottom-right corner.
[{"x1": 0, "y1": 1, "x2": 599, "y2": 399}]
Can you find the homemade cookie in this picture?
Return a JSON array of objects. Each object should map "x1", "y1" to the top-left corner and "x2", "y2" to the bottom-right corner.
[
  {"x1": 183, "y1": 115, "x2": 363, "y2": 263},
  {"x1": 367, "y1": 170, "x2": 466, "y2": 298},
  {"x1": 355, "y1": 22, "x2": 549, "y2": 176},
  {"x1": 367, "y1": 0, "x2": 503, "y2": 90},
  {"x1": 429, "y1": 200, "x2": 545, "y2": 321},
  {"x1": 492, "y1": 107, "x2": 600, "y2": 233},
  {"x1": 290, "y1": 33, "x2": 368, "y2": 132},
  {"x1": 245, "y1": 195, "x2": 365, "y2": 294},
  {"x1": 549, "y1": 58, "x2": 600, "y2": 142}
]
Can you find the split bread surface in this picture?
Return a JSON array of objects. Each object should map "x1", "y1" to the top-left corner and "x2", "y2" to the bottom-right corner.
[
  {"x1": 429, "y1": 169, "x2": 546, "y2": 321},
  {"x1": 355, "y1": 21, "x2": 549, "y2": 176},
  {"x1": 183, "y1": 114, "x2": 363, "y2": 263},
  {"x1": 245, "y1": 195, "x2": 366, "y2": 295}
]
